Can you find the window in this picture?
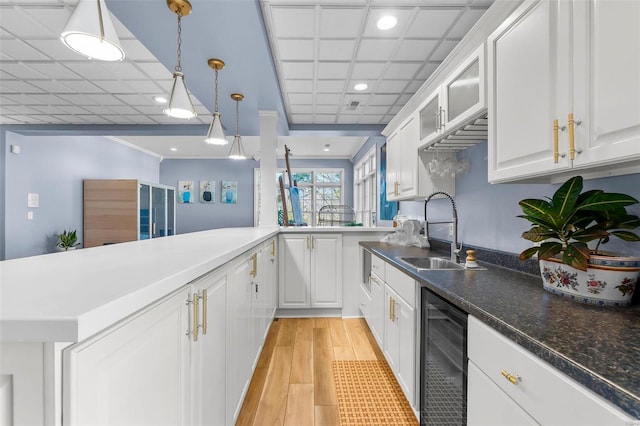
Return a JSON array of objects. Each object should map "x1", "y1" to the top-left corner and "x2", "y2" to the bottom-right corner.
[
  {"x1": 354, "y1": 146, "x2": 377, "y2": 227},
  {"x1": 277, "y1": 169, "x2": 343, "y2": 226}
]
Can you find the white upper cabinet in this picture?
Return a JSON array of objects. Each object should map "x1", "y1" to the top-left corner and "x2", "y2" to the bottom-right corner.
[
  {"x1": 488, "y1": 0, "x2": 640, "y2": 183},
  {"x1": 420, "y1": 45, "x2": 487, "y2": 148}
]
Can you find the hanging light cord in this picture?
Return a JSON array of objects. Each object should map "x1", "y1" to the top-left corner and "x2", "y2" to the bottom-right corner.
[
  {"x1": 214, "y1": 69, "x2": 220, "y2": 113},
  {"x1": 96, "y1": 0, "x2": 105, "y2": 41},
  {"x1": 235, "y1": 98, "x2": 240, "y2": 136},
  {"x1": 175, "y1": 12, "x2": 183, "y2": 73}
]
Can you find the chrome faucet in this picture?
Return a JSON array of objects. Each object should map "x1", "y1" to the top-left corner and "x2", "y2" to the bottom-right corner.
[{"x1": 424, "y1": 191, "x2": 462, "y2": 263}]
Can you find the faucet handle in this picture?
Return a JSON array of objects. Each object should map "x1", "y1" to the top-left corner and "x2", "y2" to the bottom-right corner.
[{"x1": 454, "y1": 242, "x2": 463, "y2": 254}]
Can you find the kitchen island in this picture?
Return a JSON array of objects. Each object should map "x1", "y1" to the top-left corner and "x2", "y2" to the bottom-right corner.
[
  {"x1": 0, "y1": 226, "x2": 391, "y2": 426},
  {"x1": 360, "y1": 242, "x2": 640, "y2": 421}
]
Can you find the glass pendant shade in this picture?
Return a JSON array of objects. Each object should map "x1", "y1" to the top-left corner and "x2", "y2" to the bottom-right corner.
[
  {"x1": 204, "y1": 112, "x2": 227, "y2": 145},
  {"x1": 164, "y1": 72, "x2": 197, "y2": 119},
  {"x1": 60, "y1": 0, "x2": 125, "y2": 61},
  {"x1": 228, "y1": 135, "x2": 246, "y2": 159}
]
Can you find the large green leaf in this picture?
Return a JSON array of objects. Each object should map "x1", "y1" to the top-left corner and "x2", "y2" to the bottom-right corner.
[
  {"x1": 610, "y1": 230, "x2": 640, "y2": 242},
  {"x1": 615, "y1": 215, "x2": 640, "y2": 230},
  {"x1": 562, "y1": 242, "x2": 590, "y2": 271},
  {"x1": 519, "y1": 199, "x2": 560, "y2": 228},
  {"x1": 570, "y1": 227, "x2": 609, "y2": 243},
  {"x1": 552, "y1": 175, "x2": 582, "y2": 219},
  {"x1": 517, "y1": 214, "x2": 558, "y2": 230},
  {"x1": 521, "y1": 226, "x2": 557, "y2": 242},
  {"x1": 537, "y1": 242, "x2": 563, "y2": 260},
  {"x1": 519, "y1": 246, "x2": 540, "y2": 260},
  {"x1": 576, "y1": 191, "x2": 639, "y2": 212}
]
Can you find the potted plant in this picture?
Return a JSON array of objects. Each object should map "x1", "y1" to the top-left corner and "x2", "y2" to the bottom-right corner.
[
  {"x1": 56, "y1": 229, "x2": 80, "y2": 251},
  {"x1": 518, "y1": 175, "x2": 640, "y2": 306}
]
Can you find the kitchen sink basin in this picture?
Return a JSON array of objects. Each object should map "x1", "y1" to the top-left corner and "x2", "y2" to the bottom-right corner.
[{"x1": 398, "y1": 256, "x2": 466, "y2": 270}]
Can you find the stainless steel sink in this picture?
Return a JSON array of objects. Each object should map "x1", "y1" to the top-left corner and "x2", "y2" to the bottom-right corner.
[{"x1": 398, "y1": 256, "x2": 466, "y2": 270}]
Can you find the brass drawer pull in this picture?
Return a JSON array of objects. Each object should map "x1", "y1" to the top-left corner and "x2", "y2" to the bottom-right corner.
[{"x1": 501, "y1": 370, "x2": 519, "y2": 385}]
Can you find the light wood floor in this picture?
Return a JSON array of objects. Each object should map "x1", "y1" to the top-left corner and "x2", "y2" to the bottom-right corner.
[{"x1": 236, "y1": 317, "x2": 387, "y2": 426}]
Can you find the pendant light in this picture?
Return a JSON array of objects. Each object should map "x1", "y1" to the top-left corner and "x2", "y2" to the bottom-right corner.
[
  {"x1": 228, "y1": 93, "x2": 247, "y2": 160},
  {"x1": 204, "y1": 59, "x2": 228, "y2": 145},
  {"x1": 164, "y1": 0, "x2": 197, "y2": 120},
  {"x1": 60, "y1": 0, "x2": 125, "y2": 61}
]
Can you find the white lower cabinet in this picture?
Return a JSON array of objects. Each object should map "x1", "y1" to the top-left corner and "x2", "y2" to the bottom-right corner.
[
  {"x1": 367, "y1": 272, "x2": 385, "y2": 347},
  {"x1": 467, "y1": 315, "x2": 634, "y2": 425},
  {"x1": 279, "y1": 233, "x2": 342, "y2": 308},
  {"x1": 63, "y1": 287, "x2": 191, "y2": 426}
]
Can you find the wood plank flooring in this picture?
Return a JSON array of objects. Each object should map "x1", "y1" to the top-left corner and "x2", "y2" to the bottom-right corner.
[{"x1": 236, "y1": 317, "x2": 387, "y2": 426}]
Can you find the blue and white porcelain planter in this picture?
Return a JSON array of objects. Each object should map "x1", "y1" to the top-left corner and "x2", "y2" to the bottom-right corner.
[{"x1": 539, "y1": 255, "x2": 640, "y2": 307}]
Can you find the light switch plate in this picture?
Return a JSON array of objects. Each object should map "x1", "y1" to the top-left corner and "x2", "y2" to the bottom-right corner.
[
  {"x1": 28, "y1": 193, "x2": 39, "y2": 208},
  {"x1": 10, "y1": 145, "x2": 20, "y2": 154}
]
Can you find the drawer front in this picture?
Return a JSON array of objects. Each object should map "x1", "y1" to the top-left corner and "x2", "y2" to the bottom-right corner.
[
  {"x1": 385, "y1": 264, "x2": 415, "y2": 308},
  {"x1": 371, "y1": 254, "x2": 386, "y2": 281},
  {"x1": 468, "y1": 316, "x2": 632, "y2": 425}
]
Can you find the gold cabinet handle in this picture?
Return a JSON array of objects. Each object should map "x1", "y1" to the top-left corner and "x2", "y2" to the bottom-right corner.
[
  {"x1": 568, "y1": 113, "x2": 575, "y2": 160},
  {"x1": 394, "y1": 181, "x2": 399, "y2": 196},
  {"x1": 392, "y1": 299, "x2": 396, "y2": 321},
  {"x1": 306, "y1": 236, "x2": 310, "y2": 250},
  {"x1": 250, "y1": 253, "x2": 257, "y2": 278},
  {"x1": 553, "y1": 119, "x2": 559, "y2": 163},
  {"x1": 192, "y1": 293, "x2": 199, "y2": 342},
  {"x1": 389, "y1": 297, "x2": 393, "y2": 320},
  {"x1": 311, "y1": 236, "x2": 315, "y2": 250},
  {"x1": 202, "y1": 289, "x2": 207, "y2": 335},
  {"x1": 271, "y1": 240, "x2": 276, "y2": 256},
  {"x1": 501, "y1": 370, "x2": 519, "y2": 385}
]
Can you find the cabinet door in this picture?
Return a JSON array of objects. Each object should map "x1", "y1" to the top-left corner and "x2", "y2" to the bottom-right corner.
[
  {"x1": 399, "y1": 116, "x2": 419, "y2": 198},
  {"x1": 383, "y1": 286, "x2": 400, "y2": 373},
  {"x1": 572, "y1": 0, "x2": 640, "y2": 168},
  {"x1": 444, "y1": 45, "x2": 486, "y2": 132},
  {"x1": 191, "y1": 273, "x2": 227, "y2": 426},
  {"x1": 385, "y1": 132, "x2": 401, "y2": 201},
  {"x1": 226, "y1": 255, "x2": 254, "y2": 422},
  {"x1": 279, "y1": 234, "x2": 311, "y2": 308},
  {"x1": 369, "y1": 274, "x2": 385, "y2": 347},
  {"x1": 310, "y1": 234, "x2": 343, "y2": 307},
  {"x1": 419, "y1": 89, "x2": 443, "y2": 145},
  {"x1": 487, "y1": 0, "x2": 572, "y2": 182},
  {"x1": 396, "y1": 295, "x2": 416, "y2": 408},
  {"x1": 467, "y1": 361, "x2": 539, "y2": 426},
  {"x1": 63, "y1": 287, "x2": 190, "y2": 426},
  {"x1": 266, "y1": 239, "x2": 278, "y2": 323},
  {"x1": 250, "y1": 249, "x2": 265, "y2": 368}
]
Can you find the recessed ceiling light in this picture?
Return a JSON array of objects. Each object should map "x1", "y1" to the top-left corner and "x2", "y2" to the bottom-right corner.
[
  {"x1": 323, "y1": 144, "x2": 330, "y2": 152},
  {"x1": 377, "y1": 15, "x2": 397, "y2": 30},
  {"x1": 170, "y1": 147, "x2": 177, "y2": 152},
  {"x1": 154, "y1": 96, "x2": 168, "y2": 104},
  {"x1": 354, "y1": 83, "x2": 368, "y2": 91}
]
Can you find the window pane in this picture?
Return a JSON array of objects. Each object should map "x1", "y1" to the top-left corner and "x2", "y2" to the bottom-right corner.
[
  {"x1": 316, "y1": 172, "x2": 341, "y2": 183},
  {"x1": 315, "y1": 187, "x2": 341, "y2": 208},
  {"x1": 291, "y1": 172, "x2": 312, "y2": 184}
]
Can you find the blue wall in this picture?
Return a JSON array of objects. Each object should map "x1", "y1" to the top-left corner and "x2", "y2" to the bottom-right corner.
[
  {"x1": 3, "y1": 132, "x2": 160, "y2": 259},
  {"x1": 400, "y1": 141, "x2": 640, "y2": 257},
  {"x1": 159, "y1": 157, "x2": 354, "y2": 232}
]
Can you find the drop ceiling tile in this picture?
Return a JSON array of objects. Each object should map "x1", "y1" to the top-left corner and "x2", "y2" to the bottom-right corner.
[
  {"x1": 398, "y1": 94, "x2": 412, "y2": 104},
  {"x1": 448, "y1": 8, "x2": 488, "y2": 38},
  {"x1": 315, "y1": 105, "x2": 338, "y2": 114},
  {"x1": 314, "y1": 115, "x2": 336, "y2": 124},
  {"x1": 362, "y1": 8, "x2": 414, "y2": 38},
  {"x1": 24, "y1": 40, "x2": 80, "y2": 60},
  {"x1": 90, "y1": 80, "x2": 135, "y2": 93},
  {"x1": 337, "y1": 115, "x2": 357, "y2": 124},
  {"x1": 0, "y1": 104, "x2": 41, "y2": 114},
  {"x1": 291, "y1": 113, "x2": 313, "y2": 122},
  {"x1": 407, "y1": 9, "x2": 462, "y2": 38},
  {"x1": 104, "y1": 62, "x2": 150, "y2": 79},
  {"x1": 281, "y1": 61, "x2": 314, "y2": 79},
  {"x1": 285, "y1": 80, "x2": 313, "y2": 92},
  {"x1": 351, "y1": 62, "x2": 386, "y2": 80},
  {"x1": 22, "y1": 6, "x2": 70, "y2": 35},
  {"x1": 288, "y1": 93, "x2": 313, "y2": 104},
  {"x1": 0, "y1": 116, "x2": 26, "y2": 124},
  {"x1": 57, "y1": 104, "x2": 93, "y2": 114},
  {"x1": 119, "y1": 39, "x2": 158, "y2": 62},
  {"x1": 86, "y1": 93, "x2": 127, "y2": 106},
  {"x1": 394, "y1": 39, "x2": 439, "y2": 61},
  {"x1": 319, "y1": 7, "x2": 365, "y2": 38},
  {"x1": 368, "y1": 94, "x2": 399, "y2": 105},
  {"x1": 132, "y1": 80, "x2": 170, "y2": 94},
  {"x1": 277, "y1": 39, "x2": 315, "y2": 61},
  {"x1": 0, "y1": 5, "x2": 55, "y2": 37},
  {"x1": 290, "y1": 104, "x2": 313, "y2": 114},
  {"x1": 316, "y1": 79, "x2": 345, "y2": 93},
  {"x1": 430, "y1": 40, "x2": 459, "y2": 61},
  {"x1": 359, "y1": 115, "x2": 383, "y2": 124},
  {"x1": 32, "y1": 115, "x2": 67, "y2": 124},
  {"x1": 63, "y1": 79, "x2": 108, "y2": 93},
  {"x1": 0, "y1": 69, "x2": 15, "y2": 79},
  {"x1": 51, "y1": 114, "x2": 89, "y2": 124},
  {"x1": 0, "y1": 79, "x2": 45, "y2": 92},
  {"x1": 28, "y1": 79, "x2": 83, "y2": 93},
  {"x1": 271, "y1": 7, "x2": 315, "y2": 38},
  {"x1": 132, "y1": 105, "x2": 165, "y2": 115},
  {"x1": 405, "y1": 79, "x2": 426, "y2": 93},
  {"x1": 416, "y1": 62, "x2": 439, "y2": 80},
  {"x1": 0, "y1": 95, "x2": 18, "y2": 105},
  {"x1": 148, "y1": 115, "x2": 182, "y2": 124},
  {"x1": 107, "y1": 105, "x2": 140, "y2": 115},
  {"x1": 122, "y1": 115, "x2": 157, "y2": 124},
  {"x1": 356, "y1": 39, "x2": 397, "y2": 61},
  {"x1": 317, "y1": 39, "x2": 356, "y2": 61},
  {"x1": 62, "y1": 62, "x2": 120, "y2": 80},
  {"x1": 388, "y1": 105, "x2": 402, "y2": 114},
  {"x1": 317, "y1": 62, "x2": 349, "y2": 79},
  {"x1": 1, "y1": 62, "x2": 51, "y2": 79},
  {"x1": 383, "y1": 62, "x2": 421, "y2": 79},
  {"x1": 114, "y1": 94, "x2": 159, "y2": 105},
  {"x1": 359, "y1": 106, "x2": 389, "y2": 115},
  {"x1": 375, "y1": 80, "x2": 409, "y2": 93},
  {"x1": 136, "y1": 62, "x2": 173, "y2": 80},
  {"x1": 316, "y1": 93, "x2": 341, "y2": 105},
  {"x1": 1, "y1": 39, "x2": 51, "y2": 60},
  {"x1": 61, "y1": 105, "x2": 110, "y2": 115}
]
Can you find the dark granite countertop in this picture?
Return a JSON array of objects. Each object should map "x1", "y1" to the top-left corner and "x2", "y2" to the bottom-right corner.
[{"x1": 360, "y1": 242, "x2": 640, "y2": 419}]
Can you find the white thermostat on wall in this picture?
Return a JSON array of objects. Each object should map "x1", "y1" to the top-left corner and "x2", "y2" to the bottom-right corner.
[{"x1": 28, "y1": 193, "x2": 39, "y2": 208}]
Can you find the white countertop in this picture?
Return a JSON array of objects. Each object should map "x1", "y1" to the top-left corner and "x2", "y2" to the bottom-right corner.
[
  {"x1": 0, "y1": 227, "x2": 279, "y2": 343},
  {"x1": 279, "y1": 226, "x2": 394, "y2": 233}
]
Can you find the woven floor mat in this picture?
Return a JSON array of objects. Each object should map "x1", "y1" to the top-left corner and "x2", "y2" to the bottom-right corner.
[{"x1": 332, "y1": 360, "x2": 418, "y2": 426}]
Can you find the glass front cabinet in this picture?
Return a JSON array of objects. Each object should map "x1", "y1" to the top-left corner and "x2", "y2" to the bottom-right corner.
[{"x1": 140, "y1": 183, "x2": 176, "y2": 240}]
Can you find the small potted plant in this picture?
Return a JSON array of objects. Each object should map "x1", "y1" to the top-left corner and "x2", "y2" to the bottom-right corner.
[
  {"x1": 518, "y1": 175, "x2": 640, "y2": 306},
  {"x1": 56, "y1": 229, "x2": 80, "y2": 251}
]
